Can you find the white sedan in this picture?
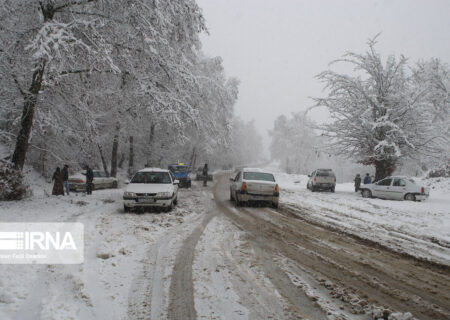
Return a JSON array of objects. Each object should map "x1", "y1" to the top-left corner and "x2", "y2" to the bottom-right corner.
[
  {"x1": 359, "y1": 176, "x2": 429, "y2": 201},
  {"x1": 69, "y1": 170, "x2": 118, "y2": 192},
  {"x1": 123, "y1": 168, "x2": 179, "y2": 212},
  {"x1": 230, "y1": 168, "x2": 279, "y2": 208}
]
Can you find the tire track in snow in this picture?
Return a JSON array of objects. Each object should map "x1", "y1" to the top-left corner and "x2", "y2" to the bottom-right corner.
[{"x1": 167, "y1": 189, "x2": 217, "y2": 320}]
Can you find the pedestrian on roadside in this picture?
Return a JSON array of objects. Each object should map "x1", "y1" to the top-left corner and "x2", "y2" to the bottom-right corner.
[
  {"x1": 363, "y1": 173, "x2": 372, "y2": 184},
  {"x1": 202, "y1": 163, "x2": 208, "y2": 187},
  {"x1": 62, "y1": 164, "x2": 70, "y2": 195},
  {"x1": 83, "y1": 165, "x2": 94, "y2": 195},
  {"x1": 354, "y1": 174, "x2": 361, "y2": 192},
  {"x1": 51, "y1": 167, "x2": 64, "y2": 196}
]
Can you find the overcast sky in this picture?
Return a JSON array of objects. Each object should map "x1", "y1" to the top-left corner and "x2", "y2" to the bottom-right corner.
[{"x1": 197, "y1": 0, "x2": 450, "y2": 152}]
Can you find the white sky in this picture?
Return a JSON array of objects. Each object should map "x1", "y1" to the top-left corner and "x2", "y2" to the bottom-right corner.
[{"x1": 197, "y1": 0, "x2": 450, "y2": 153}]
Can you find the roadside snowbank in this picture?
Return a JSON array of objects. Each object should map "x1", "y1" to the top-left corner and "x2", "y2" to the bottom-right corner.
[
  {"x1": 273, "y1": 170, "x2": 450, "y2": 266},
  {"x1": 0, "y1": 183, "x2": 200, "y2": 319}
]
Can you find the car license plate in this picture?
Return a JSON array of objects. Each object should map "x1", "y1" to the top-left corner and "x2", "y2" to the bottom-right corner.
[
  {"x1": 137, "y1": 198, "x2": 156, "y2": 203},
  {"x1": 252, "y1": 196, "x2": 265, "y2": 201}
]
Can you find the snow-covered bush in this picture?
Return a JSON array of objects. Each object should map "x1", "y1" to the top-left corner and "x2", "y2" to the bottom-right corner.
[
  {"x1": 0, "y1": 160, "x2": 30, "y2": 201},
  {"x1": 427, "y1": 162, "x2": 450, "y2": 178}
]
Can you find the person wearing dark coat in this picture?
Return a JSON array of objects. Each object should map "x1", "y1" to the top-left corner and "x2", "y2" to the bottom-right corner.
[
  {"x1": 363, "y1": 173, "x2": 372, "y2": 184},
  {"x1": 52, "y1": 167, "x2": 65, "y2": 196},
  {"x1": 202, "y1": 163, "x2": 208, "y2": 187},
  {"x1": 83, "y1": 165, "x2": 94, "y2": 195},
  {"x1": 354, "y1": 174, "x2": 361, "y2": 192},
  {"x1": 62, "y1": 164, "x2": 70, "y2": 195}
]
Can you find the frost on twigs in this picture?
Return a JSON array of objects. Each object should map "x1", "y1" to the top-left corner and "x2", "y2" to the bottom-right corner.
[
  {"x1": 0, "y1": 160, "x2": 31, "y2": 201},
  {"x1": 313, "y1": 36, "x2": 449, "y2": 180}
]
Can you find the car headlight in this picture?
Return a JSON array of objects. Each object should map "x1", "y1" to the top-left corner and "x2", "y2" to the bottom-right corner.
[
  {"x1": 124, "y1": 192, "x2": 136, "y2": 197},
  {"x1": 157, "y1": 192, "x2": 171, "y2": 198}
]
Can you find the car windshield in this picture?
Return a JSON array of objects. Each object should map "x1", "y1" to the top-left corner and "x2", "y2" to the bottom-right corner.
[
  {"x1": 169, "y1": 166, "x2": 188, "y2": 173},
  {"x1": 243, "y1": 172, "x2": 275, "y2": 182},
  {"x1": 131, "y1": 172, "x2": 172, "y2": 184},
  {"x1": 316, "y1": 170, "x2": 334, "y2": 177}
]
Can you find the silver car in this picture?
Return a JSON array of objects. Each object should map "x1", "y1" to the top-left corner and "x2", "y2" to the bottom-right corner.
[
  {"x1": 68, "y1": 170, "x2": 118, "y2": 192},
  {"x1": 307, "y1": 169, "x2": 336, "y2": 192},
  {"x1": 359, "y1": 176, "x2": 429, "y2": 201},
  {"x1": 230, "y1": 168, "x2": 279, "y2": 208}
]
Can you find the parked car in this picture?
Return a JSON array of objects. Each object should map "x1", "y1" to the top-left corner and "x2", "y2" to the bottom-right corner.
[
  {"x1": 68, "y1": 170, "x2": 118, "y2": 192},
  {"x1": 195, "y1": 166, "x2": 213, "y2": 181},
  {"x1": 168, "y1": 163, "x2": 191, "y2": 188},
  {"x1": 359, "y1": 176, "x2": 429, "y2": 201},
  {"x1": 123, "y1": 168, "x2": 179, "y2": 212},
  {"x1": 307, "y1": 169, "x2": 336, "y2": 192},
  {"x1": 230, "y1": 168, "x2": 279, "y2": 208}
]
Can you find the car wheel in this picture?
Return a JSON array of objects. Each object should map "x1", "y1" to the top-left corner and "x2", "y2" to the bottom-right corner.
[
  {"x1": 272, "y1": 202, "x2": 279, "y2": 209},
  {"x1": 230, "y1": 190, "x2": 234, "y2": 201},
  {"x1": 235, "y1": 192, "x2": 241, "y2": 207},
  {"x1": 173, "y1": 196, "x2": 178, "y2": 206},
  {"x1": 112, "y1": 181, "x2": 118, "y2": 188},
  {"x1": 404, "y1": 193, "x2": 416, "y2": 201},
  {"x1": 166, "y1": 201, "x2": 173, "y2": 212},
  {"x1": 330, "y1": 187, "x2": 335, "y2": 193},
  {"x1": 311, "y1": 186, "x2": 316, "y2": 192},
  {"x1": 362, "y1": 189, "x2": 372, "y2": 198},
  {"x1": 124, "y1": 205, "x2": 130, "y2": 213}
]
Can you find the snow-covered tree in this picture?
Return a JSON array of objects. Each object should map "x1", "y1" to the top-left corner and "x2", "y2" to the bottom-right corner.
[
  {"x1": 410, "y1": 58, "x2": 450, "y2": 169},
  {"x1": 0, "y1": 0, "x2": 245, "y2": 181},
  {"x1": 314, "y1": 37, "x2": 444, "y2": 180},
  {"x1": 269, "y1": 114, "x2": 317, "y2": 173}
]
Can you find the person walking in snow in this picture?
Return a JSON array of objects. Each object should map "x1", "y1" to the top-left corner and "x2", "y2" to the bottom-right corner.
[
  {"x1": 52, "y1": 167, "x2": 64, "y2": 196},
  {"x1": 62, "y1": 164, "x2": 70, "y2": 195},
  {"x1": 202, "y1": 163, "x2": 208, "y2": 187},
  {"x1": 83, "y1": 165, "x2": 94, "y2": 195},
  {"x1": 363, "y1": 173, "x2": 372, "y2": 184},
  {"x1": 354, "y1": 174, "x2": 361, "y2": 192}
]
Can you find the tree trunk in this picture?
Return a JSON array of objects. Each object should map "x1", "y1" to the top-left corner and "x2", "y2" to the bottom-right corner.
[
  {"x1": 374, "y1": 160, "x2": 395, "y2": 182},
  {"x1": 11, "y1": 62, "x2": 46, "y2": 170},
  {"x1": 118, "y1": 153, "x2": 125, "y2": 169},
  {"x1": 128, "y1": 136, "x2": 134, "y2": 177},
  {"x1": 146, "y1": 123, "x2": 155, "y2": 166},
  {"x1": 97, "y1": 143, "x2": 109, "y2": 176},
  {"x1": 110, "y1": 123, "x2": 120, "y2": 177},
  {"x1": 189, "y1": 147, "x2": 196, "y2": 170}
]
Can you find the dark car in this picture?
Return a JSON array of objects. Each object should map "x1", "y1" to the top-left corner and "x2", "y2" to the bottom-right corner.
[{"x1": 195, "y1": 167, "x2": 213, "y2": 181}]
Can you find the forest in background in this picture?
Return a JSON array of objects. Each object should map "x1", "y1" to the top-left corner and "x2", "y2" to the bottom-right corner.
[{"x1": 0, "y1": 0, "x2": 263, "y2": 183}]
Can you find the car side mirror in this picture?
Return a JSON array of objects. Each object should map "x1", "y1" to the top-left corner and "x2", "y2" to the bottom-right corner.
[
  {"x1": 124, "y1": 180, "x2": 129, "y2": 184},
  {"x1": 174, "y1": 180, "x2": 180, "y2": 185},
  {"x1": 229, "y1": 178, "x2": 234, "y2": 182}
]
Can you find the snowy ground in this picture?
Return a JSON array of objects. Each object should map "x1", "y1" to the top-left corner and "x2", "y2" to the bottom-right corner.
[
  {"x1": 0, "y1": 177, "x2": 205, "y2": 320},
  {"x1": 1, "y1": 168, "x2": 449, "y2": 320},
  {"x1": 272, "y1": 169, "x2": 450, "y2": 266}
]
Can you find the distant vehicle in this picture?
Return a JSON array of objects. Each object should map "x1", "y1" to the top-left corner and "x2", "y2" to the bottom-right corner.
[
  {"x1": 195, "y1": 166, "x2": 213, "y2": 181},
  {"x1": 307, "y1": 169, "x2": 336, "y2": 192},
  {"x1": 123, "y1": 168, "x2": 179, "y2": 212},
  {"x1": 69, "y1": 170, "x2": 118, "y2": 192},
  {"x1": 359, "y1": 176, "x2": 429, "y2": 201},
  {"x1": 230, "y1": 168, "x2": 279, "y2": 208},
  {"x1": 168, "y1": 163, "x2": 191, "y2": 188}
]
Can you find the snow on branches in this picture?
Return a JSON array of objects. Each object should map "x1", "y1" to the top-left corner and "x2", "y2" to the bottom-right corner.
[{"x1": 314, "y1": 37, "x2": 449, "y2": 180}]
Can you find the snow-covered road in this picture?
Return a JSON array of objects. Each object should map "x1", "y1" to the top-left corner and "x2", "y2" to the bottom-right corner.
[{"x1": 1, "y1": 173, "x2": 449, "y2": 320}]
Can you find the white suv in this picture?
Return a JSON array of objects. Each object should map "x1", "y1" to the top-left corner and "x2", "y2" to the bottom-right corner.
[
  {"x1": 123, "y1": 168, "x2": 179, "y2": 212},
  {"x1": 307, "y1": 169, "x2": 336, "y2": 192}
]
